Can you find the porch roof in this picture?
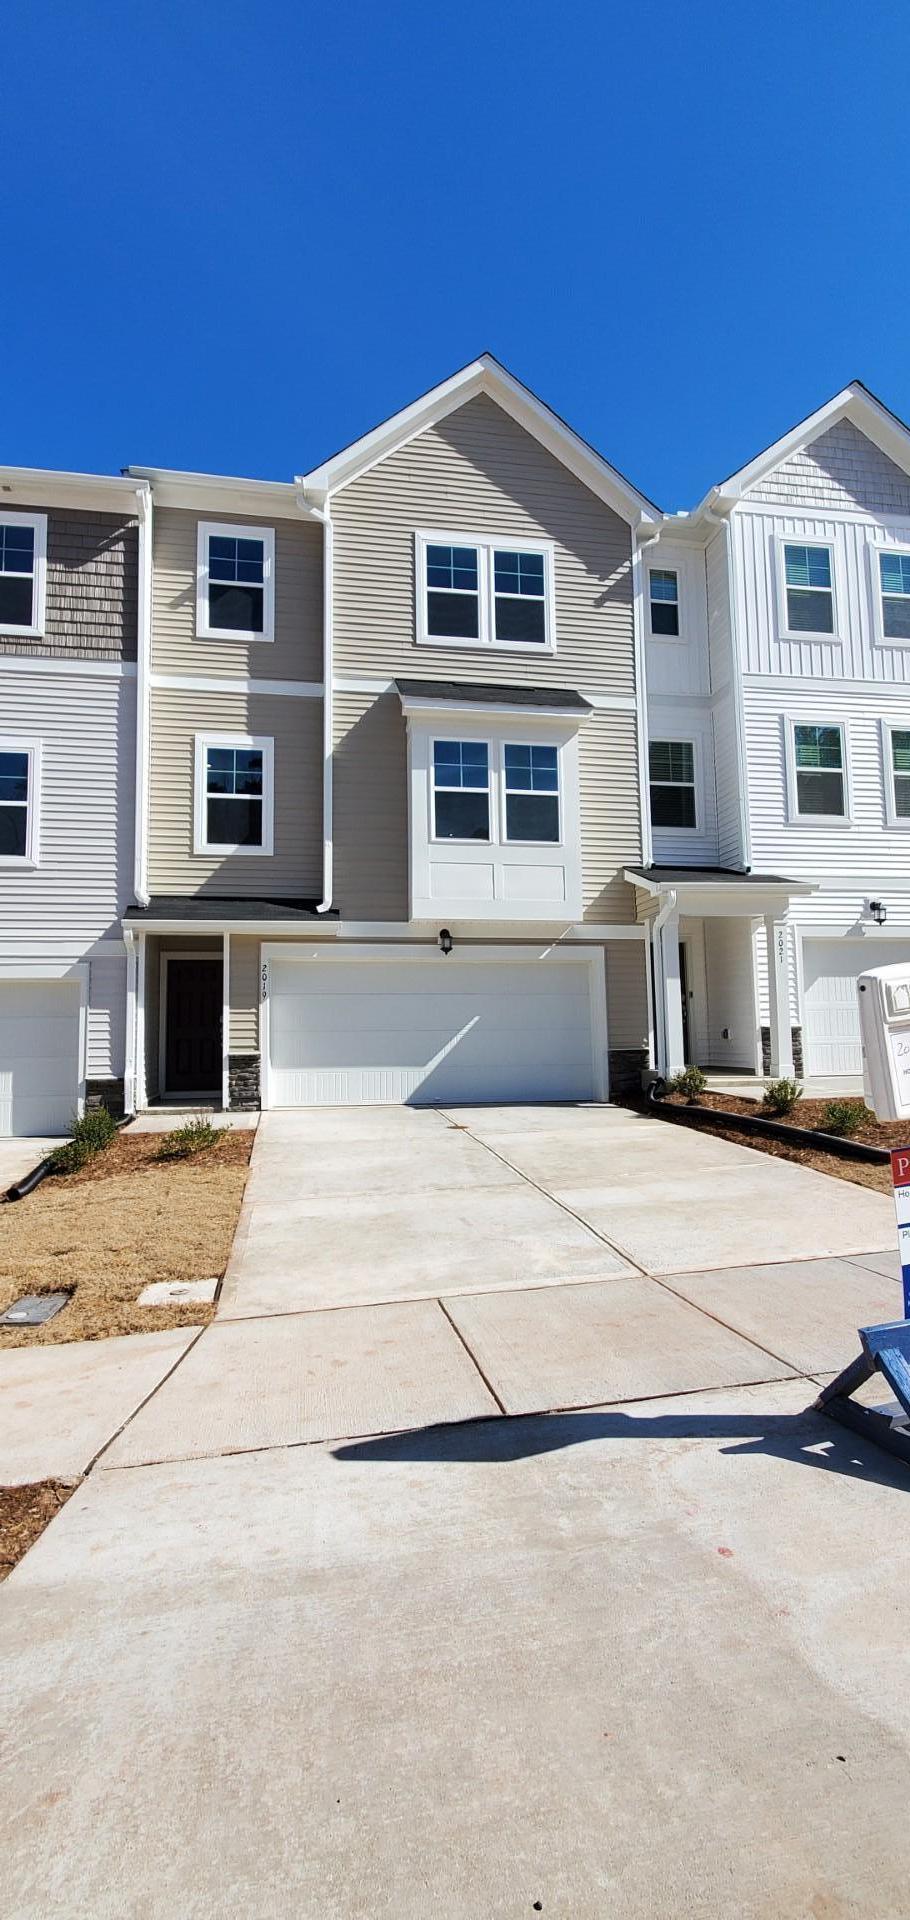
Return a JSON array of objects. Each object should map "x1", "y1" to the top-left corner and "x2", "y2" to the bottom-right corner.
[
  {"x1": 625, "y1": 864, "x2": 815, "y2": 893},
  {"x1": 123, "y1": 897, "x2": 337, "y2": 930}
]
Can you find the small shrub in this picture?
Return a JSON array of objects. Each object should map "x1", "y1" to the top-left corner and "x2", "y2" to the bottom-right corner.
[
  {"x1": 820, "y1": 1099, "x2": 867, "y2": 1138},
  {"x1": 156, "y1": 1118, "x2": 225, "y2": 1161},
  {"x1": 47, "y1": 1105, "x2": 117, "y2": 1175},
  {"x1": 761, "y1": 1077, "x2": 803, "y2": 1117},
  {"x1": 667, "y1": 1065, "x2": 708, "y2": 1103}
]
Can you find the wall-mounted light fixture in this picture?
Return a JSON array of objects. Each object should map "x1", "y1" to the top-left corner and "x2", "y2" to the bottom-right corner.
[
  {"x1": 869, "y1": 900, "x2": 888, "y2": 927},
  {"x1": 438, "y1": 927, "x2": 453, "y2": 956}
]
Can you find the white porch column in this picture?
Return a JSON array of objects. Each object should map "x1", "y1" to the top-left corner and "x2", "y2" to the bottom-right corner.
[
  {"x1": 659, "y1": 910, "x2": 687, "y2": 1076},
  {"x1": 764, "y1": 915, "x2": 794, "y2": 1077},
  {"x1": 135, "y1": 931, "x2": 148, "y2": 1111}
]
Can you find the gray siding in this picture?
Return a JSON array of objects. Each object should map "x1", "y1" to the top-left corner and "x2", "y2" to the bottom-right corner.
[
  {"x1": 331, "y1": 393, "x2": 635, "y2": 695},
  {"x1": 749, "y1": 421, "x2": 910, "y2": 515},
  {"x1": 148, "y1": 686, "x2": 322, "y2": 896},
  {"x1": 151, "y1": 508, "x2": 323, "y2": 681},
  {"x1": 0, "y1": 508, "x2": 138, "y2": 661},
  {"x1": 230, "y1": 934, "x2": 260, "y2": 1052},
  {"x1": 579, "y1": 711, "x2": 640, "y2": 922},
  {"x1": 0, "y1": 667, "x2": 135, "y2": 940},
  {"x1": 333, "y1": 688, "x2": 410, "y2": 920},
  {"x1": 87, "y1": 955, "x2": 127, "y2": 1077},
  {"x1": 605, "y1": 939, "x2": 648, "y2": 1048}
]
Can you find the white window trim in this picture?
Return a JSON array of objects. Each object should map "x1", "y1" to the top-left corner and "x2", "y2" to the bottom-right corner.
[
  {"x1": 193, "y1": 732, "x2": 274, "y2": 856},
  {"x1": 196, "y1": 522, "x2": 276, "y2": 644},
  {"x1": 415, "y1": 530, "x2": 556, "y2": 655},
  {"x1": 774, "y1": 535, "x2": 841, "y2": 645},
  {"x1": 429, "y1": 734, "x2": 564, "y2": 849},
  {"x1": 647, "y1": 565, "x2": 680, "y2": 640},
  {"x1": 881, "y1": 718, "x2": 910, "y2": 829},
  {"x1": 0, "y1": 512, "x2": 47, "y2": 638},
  {"x1": 0, "y1": 735, "x2": 41, "y2": 867},
  {"x1": 430, "y1": 739, "x2": 492, "y2": 845},
  {"x1": 648, "y1": 734, "x2": 699, "y2": 835},
  {"x1": 784, "y1": 715, "x2": 852, "y2": 826},
  {"x1": 871, "y1": 540, "x2": 910, "y2": 649}
]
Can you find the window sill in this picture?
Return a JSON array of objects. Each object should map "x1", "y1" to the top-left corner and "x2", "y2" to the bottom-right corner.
[
  {"x1": 786, "y1": 814, "x2": 852, "y2": 827},
  {"x1": 195, "y1": 629, "x2": 274, "y2": 645},
  {"x1": 416, "y1": 635, "x2": 557, "y2": 657},
  {"x1": 0, "y1": 626, "x2": 43, "y2": 640},
  {"x1": 193, "y1": 844, "x2": 273, "y2": 858},
  {"x1": 778, "y1": 630, "x2": 843, "y2": 646},
  {"x1": 0, "y1": 856, "x2": 38, "y2": 868}
]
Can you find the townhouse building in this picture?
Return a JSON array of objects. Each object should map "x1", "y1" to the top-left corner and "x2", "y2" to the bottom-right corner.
[{"x1": 642, "y1": 383, "x2": 910, "y2": 1085}]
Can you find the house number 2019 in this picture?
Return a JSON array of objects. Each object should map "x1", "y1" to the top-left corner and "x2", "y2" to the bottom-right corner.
[{"x1": 261, "y1": 965, "x2": 269, "y2": 1001}]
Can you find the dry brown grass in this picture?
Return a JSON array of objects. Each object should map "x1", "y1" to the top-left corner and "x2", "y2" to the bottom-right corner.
[
  {"x1": 0, "y1": 1130, "x2": 252, "y2": 1347},
  {"x1": 0, "y1": 1480, "x2": 77, "y2": 1580}
]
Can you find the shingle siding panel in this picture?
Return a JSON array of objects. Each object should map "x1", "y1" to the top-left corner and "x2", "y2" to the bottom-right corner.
[
  {"x1": 0, "y1": 508, "x2": 138, "y2": 661},
  {"x1": 750, "y1": 420, "x2": 910, "y2": 515}
]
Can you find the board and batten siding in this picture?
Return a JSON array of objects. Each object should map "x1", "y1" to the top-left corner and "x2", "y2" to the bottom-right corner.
[
  {"x1": 150, "y1": 508, "x2": 323, "y2": 681},
  {"x1": 148, "y1": 686, "x2": 322, "y2": 894},
  {"x1": 644, "y1": 540, "x2": 710, "y2": 698},
  {"x1": 731, "y1": 495, "x2": 910, "y2": 684},
  {"x1": 0, "y1": 508, "x2": 138, "y2": 662},
  {"x1": 1, "y1": 668, "x2": 134, "y2": 940},
  {"x1": 330, "y1": 393, "x2": 636, "y2": 697}
]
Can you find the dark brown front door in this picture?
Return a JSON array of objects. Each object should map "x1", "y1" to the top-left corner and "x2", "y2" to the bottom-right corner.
[{"x1": 165, "y1": 959, "x2": 222, "y2": 1095}]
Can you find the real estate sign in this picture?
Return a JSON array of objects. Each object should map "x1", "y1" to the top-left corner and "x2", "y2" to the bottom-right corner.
[{"x1": 890, "y1": 1149, "x2": 910, "y2": 1319}]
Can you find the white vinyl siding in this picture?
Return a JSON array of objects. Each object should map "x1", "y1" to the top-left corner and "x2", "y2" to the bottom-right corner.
[
  {"x1": 731, "y1": 503, "x2": 910, "y2": 683},
  {"x1": 87, "y1": 955, "x2": 128, "y2": 1078},
  {"x1": 743, "y1": 685, "x2": 910, "y2": 879}
]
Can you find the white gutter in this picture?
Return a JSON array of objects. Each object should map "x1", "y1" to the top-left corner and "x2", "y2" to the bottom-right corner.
[
  {"x1": 650, "y1": 886, "x2": 678, "y2": 1074},
  {"x1": 299, "y1": 489, "x2": 334, "y2": 913},
  {"x1": 133, "y1": 483, "x2": 153, "y2": 907}
]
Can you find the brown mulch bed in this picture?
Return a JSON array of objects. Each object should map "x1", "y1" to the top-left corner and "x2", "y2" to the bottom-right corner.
[
  {"x1": 0, "y1": 1480, "x2": 77, "y2": 1580},
  {"x1": 658, "y1": 1090, "x2": 898, "y2": 1196},
  {"x1": 0, "y1": 1129, "x2": 253, "y2": 1347}
]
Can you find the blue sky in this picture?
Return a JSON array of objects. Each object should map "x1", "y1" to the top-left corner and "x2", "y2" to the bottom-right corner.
[{"x1": 4, "y1": 0, "x2": 908, "y2": 507}]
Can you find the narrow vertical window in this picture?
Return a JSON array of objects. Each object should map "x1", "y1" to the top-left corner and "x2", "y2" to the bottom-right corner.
[
  {"x1": 198, "y1": 524, "x2": 275, "y2": 640},
  {"x1": 649, "y1": 568, "x2": 679, "y2": 636},
  {"x1": 783, "y1": 545, "x2": 834, "y2": 634},
  {"x1": 792, "y1": 724, "x2": 845, "y2": 816},
  {"x1": 891, "y1": 729, "x2": 910, "y2": 819},
  {"x1": 649, "y1": 741, "x2": 696, "y2": 828},
  {"x1": 0, "y1": 514, "x2": 46, "y2": 634}
]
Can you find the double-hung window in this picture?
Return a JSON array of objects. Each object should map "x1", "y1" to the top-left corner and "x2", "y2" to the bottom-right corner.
[
  {"x1": 883, "y1": 723, "x2": 910, "y2": 825},
  {"x1": 649, "y1": 740, "x2": 696, "y2": 829},
  {"x1": 782, "y1": 543, "x2": 835, "y2": 636},
  {"x1": 194, "y1": 735, "x2": 274, "y2": 854},
  {"x1": 0, "y1": 739, "x2": 39, "y2": 864},
  {"x1": 879, "y1": 550, "x2": 910, "y2": 642},
  {"x1": 432, "y1": 741, "x2": 490, "y2": 840},
  {"x1": 504, "y1": 744, "x2": 560, "y2": 842},
  {"x1": 649, "y1": 568, "x2": 679, "y2": 636},
  {"x1": 0, "y1": 513, "x2": 46, "y2": 636},
  {"x1": 197, "y1": 523, "x2": 275, "y2": 641},
  {"x1": 418, "y1": 533, "x2": 554, "y2": 651},
  {"x1": 791, "y1": 723, "x2": 846, "y2": 818}
]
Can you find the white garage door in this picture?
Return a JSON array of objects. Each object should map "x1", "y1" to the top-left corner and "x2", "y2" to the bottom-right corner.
[
  {"x1": 803, "y1": 939, "x2": 910, "y2": 1076},
  {"x1": 267, "y1": 956, "x2": 598, "y2": 1106},
  {"x1": 0, "y1": 981, "x2": 80, "y2": 1136}
]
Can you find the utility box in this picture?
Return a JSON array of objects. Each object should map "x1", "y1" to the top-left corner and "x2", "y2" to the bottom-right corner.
[{"x1": 857, "y1": 963, "x2": 910, "y2": 1122}]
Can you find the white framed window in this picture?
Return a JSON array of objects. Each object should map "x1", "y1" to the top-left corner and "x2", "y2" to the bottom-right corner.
[
  {"x1": 876, "y1": 546, "x2": 910, "y2": 645},
  {"x1": 649, "y1": 739, "x2": 696, "y2": 830},
  {"x1": 777, "y1": 539, "x2": 837, "y2": 639},
  {"x1": 432, "y1": 740, "x2": 490, "y2": 841},
  {"x1": 503, "y1": 743, "x2": 561, "y2": 843},
  {"x1": 0, "y1": 737, "x2": 41, "y2": 865},
  {"x1": 193, "y1": 733, "x2": 274, "y2": 855},
  {"x1": 649, "y1": 567, "x2": 679, "y2": 637},
  {"x1": 882, "y1": 720, "x2": 910, "y2": 827},
  {"x1": 785, "y1": 719, "x2": 849, "y2": 822},
  {"x1": 0, "y1": 513, "x2": 47, "y2": 637},
  {"x1": 416, "y1": 531, "x2": 555, "y2": 652},
  {"x1": 196, "y1": 522, "x2": 275, "y2": 642}
]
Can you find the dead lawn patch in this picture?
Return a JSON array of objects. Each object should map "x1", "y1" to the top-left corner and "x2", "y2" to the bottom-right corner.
[
  {"x1": 0, "y1": 1480, "x2": 77, "y2": 1580},
  {"x1": 0, "y1": 1129, "x2": 252, "y2": 1347}
]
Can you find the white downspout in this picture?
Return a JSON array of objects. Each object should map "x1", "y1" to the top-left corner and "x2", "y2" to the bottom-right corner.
[
  {"x1": 632, "y1": 519, "x2": 661, "y2": 872},
  {"x1": 304, "y1": 494, "x2": 334, "y2": 914},
  {"x1": 705, "y1": 498, "x2": 751, "y2": 872},
  {"x1": 133, "y1": 483, "x2": 153, "y2": 906},
  {"x1": 651, "y1": 886, "x2": 678, "y2": 1074}
]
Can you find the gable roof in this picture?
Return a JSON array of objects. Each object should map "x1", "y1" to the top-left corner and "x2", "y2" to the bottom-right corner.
[
  {"x1": 702, "y1": 380, "x2": 910, "y2": 511},
  {"x1": 298, "y1": 353, "x2": 662, "y2": 531}
]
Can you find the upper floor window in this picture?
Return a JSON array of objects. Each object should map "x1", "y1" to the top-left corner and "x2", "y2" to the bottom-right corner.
[
  {"x1": 0, "y1": 738, "x2": 40, "y2": 865},
  {"x1": 649, "y1": 740, "x2": 696, "y2": 829},
  {"x1": 196, "y1": 522, "x2": 275, "y2": 642},
  {"x1": 882, "y1": 722, "x2": 910, "y2": 827},
  {"x1": 789, "y1": 721, "x2": 846, "y2": 819},
  {"x1": 879, "y1": 550, "x2": 910, "y2": 642},
  {"x1": 417, "y1": 532, "x2": 555, "y2": 652},
  {"x1": 193, "y1": 733, "x2": 274, "y2": 855},
  {"x1": 432, "y1": 740, "x2": 490, "y2": 840},
  {"x1": 649, "y1": 568, "x2": 679, "y2": 636},
  {"x1": 781, "y1": 542, "x2": 835, "y2": 636},
  {"x1": 504, "y1": 743, "x2": 560, "y2": 842},
  {"x1": 0, "y1": 513, "x2": 47, "y2": 637}
]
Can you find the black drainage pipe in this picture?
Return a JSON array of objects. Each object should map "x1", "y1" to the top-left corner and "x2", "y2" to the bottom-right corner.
[
  {"x1": 645, "y1": 1084, "x2": 889, "y2": 1166},
  {"x1": 5, "y1": 1155, "x2": 55, "y2": 1203}
]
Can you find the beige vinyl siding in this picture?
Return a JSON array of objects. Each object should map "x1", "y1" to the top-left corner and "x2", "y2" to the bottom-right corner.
[
  {"x1": 230, "y1": 935, "x2": 260, "y2": 1052},
  {"x1": 579, "y1": 710, "x2": 641, "y2": 923},
  {"x1": 604, "y1": 938, "x2": 649, "y2": 1049},
  {"x1": 331, "y1": 393, "x2": 635, "y2": 696},
  {"x1": 151, "y1": 508, "x2": 323, "y2": 681},
  {"x1": 333, "y1": 687, "x2": 410, "y2": 920},
  {"x1": 0, "y1": 507, "x2": 138, "y2": 661},
  {"x1": 148, "y1": 687, "x2": 322, "y2": 895}
]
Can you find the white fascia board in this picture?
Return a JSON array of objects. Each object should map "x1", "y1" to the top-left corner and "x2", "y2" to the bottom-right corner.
[
  {"x1": 125, "y1": 466, "x2": 314, "y2": 519},
  {"x1": 399, "y1": 691, "x2": 592, "y2": 724},
  {"x1": 299, "y1": 354, "x2": 663, "y2": 532},
  {"x1": 0, "y1": 468, "x2": 148, "y2": 514}
]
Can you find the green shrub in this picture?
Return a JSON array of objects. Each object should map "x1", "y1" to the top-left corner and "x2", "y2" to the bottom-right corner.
[
  {"x1": 820, "y1": 1099, "x2": 867, "y2": 1138},
  {"x1": 761, "y1": 1077, "x2": 803, "y2": 1117},
  {"x1": 47, "y1": 1105, "x2": 117, "y2": 1175},
  {"x1": 156, "y1": 1118, "x2": 225, "y2": 1161},
  {"x1": 667, "y1": 1065, "x2": 708, "y2": 1103}
]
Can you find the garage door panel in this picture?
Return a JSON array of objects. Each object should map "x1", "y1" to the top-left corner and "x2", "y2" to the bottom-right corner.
[
  {"x1": 268, "y1": 958, "x2": 596, "y2": 1107},
  {"x1": 0, "y1": 982, "x2": 80, "y2": 1136},
  {"x1": 803, "y1": 939, "x2": 910, "y2": 1076}
]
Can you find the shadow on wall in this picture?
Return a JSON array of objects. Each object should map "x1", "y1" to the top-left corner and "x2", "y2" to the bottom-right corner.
[
  {"x1": 332, "y1": 1402, "x2": 910, "y2": 1494},
  {"x1": 332, "y1": 688, "x2": 410, "y2": 919}
]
